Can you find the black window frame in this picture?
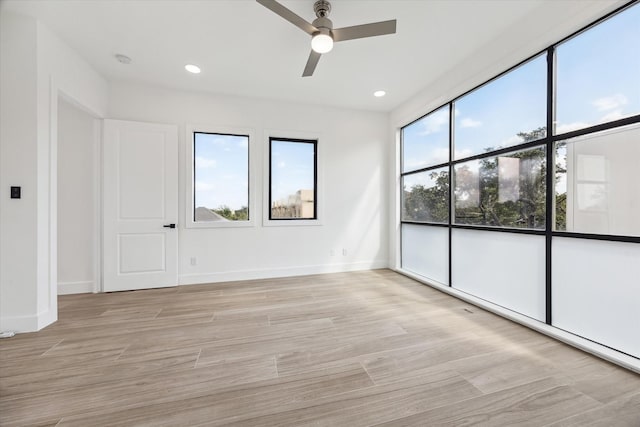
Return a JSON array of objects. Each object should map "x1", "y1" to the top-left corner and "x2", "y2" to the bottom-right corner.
[
  {"x1": 399, "y1": 1, "x2": 640, "y2": 327},
  {"x1": 268, "y1": 137, "x2": 318, "y2": 221},
  {"x1": 192, "y1": 131, "x2": 250, "y2": 223}
]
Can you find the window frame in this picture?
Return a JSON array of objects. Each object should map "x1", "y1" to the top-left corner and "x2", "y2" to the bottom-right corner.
[
  {"x1": 399, "y1": 1, "x2": 640, "y2": 241},
  {"x1": 185, "y1": 124, "x2": 256, "y2": 229},
  {"x1": 397, "y1": 1, "x2": 640, "y2": 330},
  {"x1": 263, "y1": 131, "x2": 322, "y2": 227}
]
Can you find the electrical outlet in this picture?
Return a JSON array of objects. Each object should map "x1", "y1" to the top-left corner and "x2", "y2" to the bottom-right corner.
[{"x1": 190, "y1": 257, "x2": 197, "y2": 266}]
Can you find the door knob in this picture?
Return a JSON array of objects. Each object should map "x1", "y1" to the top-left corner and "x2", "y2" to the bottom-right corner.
[{"x1": 163, "y1": 224, "x2": 176, "y2": 229}]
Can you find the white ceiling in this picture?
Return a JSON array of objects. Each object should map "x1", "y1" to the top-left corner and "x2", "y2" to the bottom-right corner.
[{"x1": 0, "y1": 0, "x2": 625, "y2": 112}]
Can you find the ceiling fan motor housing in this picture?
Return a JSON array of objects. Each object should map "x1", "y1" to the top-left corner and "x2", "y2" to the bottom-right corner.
[
  {"x1": 314, "y1": 0, "x2": 331, "y2": 18},
  {"x1": 312, "y1": 16, "x2": 333, "y2": 32}
]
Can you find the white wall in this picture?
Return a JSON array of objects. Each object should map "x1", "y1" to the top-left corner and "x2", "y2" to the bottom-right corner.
[
  {"x1": 0, "y1": 10, "x2": 108, "y2": 332},
  {"x1": 107, "y1": 82, "x2": 389, "y2": 284},
  {"x1": 57, "y1": 99, "x2": 99, "y2": 295},
  {"x1": 0, "y1": 11, "x2": 39, "y2": 331}
]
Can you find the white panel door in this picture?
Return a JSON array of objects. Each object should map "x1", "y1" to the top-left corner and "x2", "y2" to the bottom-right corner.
[{"x1": 103, "y1": 120, "x2": 178, "y2": 292}]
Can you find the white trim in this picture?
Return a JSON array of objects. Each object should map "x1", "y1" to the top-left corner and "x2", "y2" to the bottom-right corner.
[
  {"x1": 262, "y1": 128, "x2": 323, "y2": 227},
  {"x1": 93, "y1": 118, "x2": 102, "y2": 293},
  {"x1": 37, "y1": 306, "x2": 56, "y2": 330},
  {"x1": 391, "y1": 126, "x2": 402, "y2": 270},
  {"x1": 396, "y1": 267, "x2": 640, "y2": 374},
  {"x1": 179, "y1": 260, "x2": 388, "y2": 285},
  {"x1": 185, "y1": 123, "x2": 256, "y2": 229},
  {"x1": 48, "y1": 75, "x2": 59, "y2": 327},
  {"x1": 58, "y1": 280, "x2": 95, "y2": 295},
  {"x1": 0, "y1": 308, "x2": 54, "y2": 333}
]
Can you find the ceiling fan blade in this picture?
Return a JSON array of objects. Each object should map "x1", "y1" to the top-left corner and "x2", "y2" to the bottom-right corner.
[
  {"x1": 332, "y1": 20, "x2": 397, "y2": 42},
  {"x1": 256, "y1": 0, "x2": 317, "y2": 35},
  {"x1": 302, "y1": 51, "x2": 321, "y2": 77}
]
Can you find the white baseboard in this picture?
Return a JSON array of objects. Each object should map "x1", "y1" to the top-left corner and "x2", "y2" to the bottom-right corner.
[
  {"x1": 396, "y1": 268, "x2": 640, "y2": 374},
  {"x1": 179, "y1": 260, "x2": 389, "y2": 286},
  {"x1": 58, "y1": 280, "x2": 95, "y2": 295},
  {"x1": 0, "y1": 308, "x2": 55, "y2": 334}
]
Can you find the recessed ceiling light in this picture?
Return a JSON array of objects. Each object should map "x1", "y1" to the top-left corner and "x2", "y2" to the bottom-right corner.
[
  {"x1": 374, "y1": 90, "x2": 386, "y2": 97},
  {"x1": 114, "y1": 54, "x2": 132, "y2": 64},
  {"x1": 185, "y1": 64, "x2": 201, "y2": 74}
]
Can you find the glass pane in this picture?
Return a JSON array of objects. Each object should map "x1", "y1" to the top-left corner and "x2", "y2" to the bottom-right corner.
[
  {"x1": 402, "y1": 105, "x2": 450, "y2": 172},
  {"x1": 454, "y1": 145, "x2": 546, "y2": 229},
  {"x1": 556, "y1": 4, "x2": 640, "y2": 134},
  {"x1": 553, "y1": 238, "x2": 640, "y2": 358},
  {"x1": 454, "y1": 54, "x2": 547, "y2": 159},
  {"x1": 452, "y1": 229, "x2": 546, "y2": 322},
  {"x1": 555, "y1": 123, "x2": 640, "y2": 236},
  {"x1": 194, "y1": 133, "x2": 249, "y2": 222},
  {"x1": 270, "y1": 139, "x2": 316, "y2": 219},
  {"x1": 402, "y1": 167, "x2": 449, "y2": 223},
  {"x1": 401, "y1": 224, "x2": 449, "y2": 285}
]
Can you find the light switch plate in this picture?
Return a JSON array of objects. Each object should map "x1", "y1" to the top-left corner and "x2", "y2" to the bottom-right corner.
[{"x1": 10, "y1": 186, "x2": 21, "y2": 199}]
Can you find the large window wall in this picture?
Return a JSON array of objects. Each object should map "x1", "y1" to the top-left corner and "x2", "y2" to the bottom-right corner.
[{"x1": 400, "y1": 1, "x2": 640, "y2": 360}]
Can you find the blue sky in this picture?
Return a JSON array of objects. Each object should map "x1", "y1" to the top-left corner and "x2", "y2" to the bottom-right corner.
[
  {"x1": 270, "y1": 140, "x2": 315, "y2": 203},
  {"x1": 556, "y1": 4, "x2": 640, "y2": 130},
  {"x1": 403, "y1": 166, "x2": 447, "y2": 191},
  {"x1": 194, "y1": 133, "x2": 248, "y2": 211},
  {"x1": 403, "y1": 3, "x2": 639, "y2": 173}
]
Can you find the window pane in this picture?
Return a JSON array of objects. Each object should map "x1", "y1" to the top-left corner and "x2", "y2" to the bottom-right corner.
[
  {"x1": 194, "y1": 132, "x2": 249, "y2": 222},
  {"x1": 555, "y1": 123, "x2": 640, "y2": 236},
  {"x1": 452, "y1": 229, "x2": 546, "y2": 321},
  {"x1": 454, "y1": 145, "x2": 546, "y2": 229},
  {"x1": 401, "y1": 224, "x2": 449, "y2": 285},
  {"x1": 402, "y1": 167, "x2": 449, "y2": 223},
  {"x1": 553, "y1": 238, "x2": 640, "y2": 358},
  {"x1": 453, "y1": 55, "x2": 547, "y2": 159},
  {"x1": 270, "y1": 139, "x2": 316, "y2": 219},
  {"x1": 556, "y1": 4, "x2": 640, "y2": 134},
  {"x1": 402, "y1": 105, "x2": 450, "y2": 172}
]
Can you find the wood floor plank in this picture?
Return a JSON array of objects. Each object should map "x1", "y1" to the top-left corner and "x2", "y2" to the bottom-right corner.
[
  {"x1": 360, "y1": 335, "x2": 496, "y2": 386},
  {"x1": 375, "y1": 377, "x2": 602, "y2": 427},
  {"x1": 545, "y1": 391, "x2": 640, "y2": 426},
  {"x1": 557, "y1": 356, "x2": 640, "y2": 404},
  {"x1": 55, "y1": 363, "x2": 373, "y2": 427},
  {"x1": 1, "y1": 269, "x2": 637, "y2": 426},
  {"x1": 217, "y1": 368, "x2": 482, "y2": 427},
  {"x1": 277, "y1": 332, "x2": 441, "y2": 378},
  {"x1": 447, "y1": 349, "x2": 562, "y2": 394},
  {"x1": 1, "y1": 348, "x2": 199, "y2": 401}
]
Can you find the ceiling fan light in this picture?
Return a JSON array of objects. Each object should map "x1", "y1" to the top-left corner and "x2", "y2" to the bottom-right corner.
[{"x1": 311, "y1": 33, "x2": 333, "y2": 54}]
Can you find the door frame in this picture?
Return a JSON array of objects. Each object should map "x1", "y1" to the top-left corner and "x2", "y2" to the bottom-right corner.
[
  {"x1": 52, "y1": 82, "x2": 104, "y2": 297},
  {"x1": 56, "y1": 92, "x2": 103, "y2": 295}
]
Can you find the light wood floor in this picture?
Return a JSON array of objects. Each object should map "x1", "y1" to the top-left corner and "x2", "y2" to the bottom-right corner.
[{"x1": 1, "y1": 269, "x2": 639, "y2": 426}]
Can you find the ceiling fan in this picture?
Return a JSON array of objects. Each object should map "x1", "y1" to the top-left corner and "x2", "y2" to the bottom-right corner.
[{"x1": 256, "y1": 0, "x2": 397, "y2": 77}]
